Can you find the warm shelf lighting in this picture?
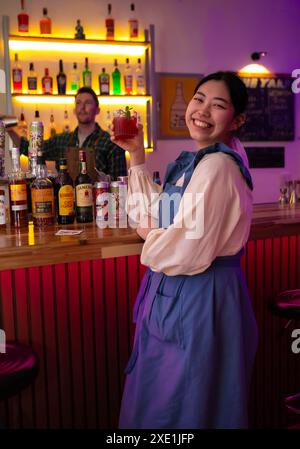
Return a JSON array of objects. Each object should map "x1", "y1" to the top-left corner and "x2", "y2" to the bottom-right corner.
[
  {"x1": 13, "y1": 95, "x2": 151, "y2": 106},
  {"x1": 238, "y1": 63, "x2": 271, "y2": 75},
  {"x1": 9, "y1": 39, "x2": 147, "y2": 57}
]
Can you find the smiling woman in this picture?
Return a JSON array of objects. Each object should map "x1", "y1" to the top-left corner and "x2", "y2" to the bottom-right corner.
[{"x1": 111, "y1": 71, "x2": 258, "y2": 429}]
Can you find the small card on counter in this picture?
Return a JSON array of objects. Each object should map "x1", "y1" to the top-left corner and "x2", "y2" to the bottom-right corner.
[{"x1": 55, "y1": 229, "x2": 84, "y2": 236}]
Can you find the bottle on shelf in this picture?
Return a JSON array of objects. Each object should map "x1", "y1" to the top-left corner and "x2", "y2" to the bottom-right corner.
[
  {"x1": 57, "y1": 59, "x2": 67, "y2": 94},
  {"x1": 75, "y1": 149, "x2": 93, "y2": 223},
  {"x1": 135, "y1": 58, "x2": 145, "y2": 94},
  {"x1": 17, "y1": 112, "x2": 28, "y2": 139},
  {"x1": 49, "y1": 113, "x2": 57, "y2": 138},
  {"x1": 112, "y1": 59, "x2": 121, "y2": 95},
  {"x1": 42, "y1": 68, "x2": 53, "y2": 94},
  {"x1": 12, "y1": 53, "x2": 23, "y2": 93},
  {"x1": 124, "y1": 58, "x2": 133, "y2": 95},
  {"x1": 31, "y1": 150, "x2": 55, "y2": 227},
  {"x1": 99, "y1": 67, "x2": 110, "y2": 95},
  {"x1": 18, "y1": 0, "x2": 29, "y2": 33},
  {"x1": 153, "y1": 171, "x2": 161, "y2": 185},
  {"x1": 82, "y1": 57, "x2": 92, "y2": 88},
  {"x1": 40, "y1": 7, "x2": 52, "y2": 35},
  {"x1": 129, "y1": 3, "x2": 139, "y2": 40},
  {"x1": 9, "y1": 147, "x2": 28, "y2": 228},
  {"x1": 63, "y1": 110, "x2": 71, "y2": 133},
  {"x1": 105, "y1": 4, "x2": 114, "y2": 40},
  {"x1": 70, "y1": 62, "x2": 80, "y2": 93},
  {"x1": 27, "y1": 62, "x2": 37, "y2": 93},
  {"x1": 54, "y1": 159, "x2": 75, "y2": 224}
]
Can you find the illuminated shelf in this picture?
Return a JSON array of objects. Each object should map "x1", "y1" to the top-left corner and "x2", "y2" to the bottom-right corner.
[
  {"x1": 12, "y1": 94, "x2": 151, "y2": 105},
  {"x1": 9, "y1": 35, "x2": 149, "y2": 57}
]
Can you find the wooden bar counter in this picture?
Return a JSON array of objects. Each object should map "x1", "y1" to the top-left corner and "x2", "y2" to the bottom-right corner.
[
  {"x1": 0, "y1": 203, "x2": 300, "y2": 429},
  {"x1": 0, "y1": 203, "x2": 300, "y2": 270}
]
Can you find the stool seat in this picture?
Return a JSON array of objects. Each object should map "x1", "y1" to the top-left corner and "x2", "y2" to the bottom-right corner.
[
  {"x1": 0, "y1": 342, "x2": 39, "y2": 401},
  {"x1": 268, "y1": 289, "x2": 300, "y2": 319}
]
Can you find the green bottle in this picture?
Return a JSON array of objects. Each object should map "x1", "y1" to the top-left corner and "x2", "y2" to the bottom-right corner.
[
  {"x1": 82, "y1": 57, "x2": 92, "y2": 87},
  {"x1": 112, "y1": 59, "x2": 121, "y2": 95}
]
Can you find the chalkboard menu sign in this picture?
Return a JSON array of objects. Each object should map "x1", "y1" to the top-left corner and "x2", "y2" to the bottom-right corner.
[{"x1": 238, "y1": 75, "x2": 294, "y2": 142}]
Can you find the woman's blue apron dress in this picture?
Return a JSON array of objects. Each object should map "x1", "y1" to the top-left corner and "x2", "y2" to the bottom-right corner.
[{"x1": 119, "y1": 143, "x2": 258, "y2": 429}]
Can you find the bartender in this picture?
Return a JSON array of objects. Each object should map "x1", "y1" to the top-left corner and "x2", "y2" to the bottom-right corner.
[{"x1": 7, "y1": 87, "x2": 127, "y2": 180}]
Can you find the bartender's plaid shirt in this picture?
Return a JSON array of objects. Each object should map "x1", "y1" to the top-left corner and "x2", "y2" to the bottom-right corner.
[{"x1": 20, "y1": 123, "x2": 127, "y2": 180}]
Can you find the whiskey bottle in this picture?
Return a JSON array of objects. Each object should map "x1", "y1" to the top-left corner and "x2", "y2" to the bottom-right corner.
[
  {"x1": 12, "y1": 53, "x2": 23, "y2": 93},
  {"x1": 105, "y1": 4, "x2": 114, "y2": 40},
  {"x1": 27, "y1": 62, "x2": 37, "y2": 93},
  {"x1": 54, "y1": 159, "x2": 75, "y2": 224},
  {"x1": 31, "y1": 150, "x2": 55, "y2": 227},
  {"x1": 42, "y1": 68, "x2": 53, "y2": 94},
  {"x1": 9, "y1": 147, "x2": 28, "y2": 228},
  {"x1": 112, "y1": 59, "x2": 121, "y2": 95},
  {"x1": 75, "y1": 150, "x2": 93, "y2": 223},
  {"x1": 57, "y1": 59, "x2": 67, "y2": 94}
]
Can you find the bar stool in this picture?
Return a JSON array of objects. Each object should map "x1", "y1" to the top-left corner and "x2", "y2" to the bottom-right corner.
[
  {"x1": 0, "y1": 341, "x2": 39, "y2": 402},
  {"x1": 268, "y1": 289, "x2": 300, "y2": 423}
]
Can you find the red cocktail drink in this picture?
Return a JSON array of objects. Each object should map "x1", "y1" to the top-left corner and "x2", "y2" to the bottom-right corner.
[{"x1": 113, "y1": 108, "x2": 138, "y2": 139}]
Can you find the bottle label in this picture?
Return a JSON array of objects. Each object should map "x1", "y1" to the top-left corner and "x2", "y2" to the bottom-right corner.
[
  {"x1": 124, "y1": 74, "x2": 133, "y2": 90},
  {"x1": 0, "y1": 194, "x2": 6, "y2": 225},
  {"x1": 100, "y1": 75, "x2": 109, "y2": 94},
  {"x1": 59, "y1": 185, "x2": 74, "y2": 216},
  {"x1": 10, "y1": 183, "x2": 27, "y2": 202},
  {"x1": 136, "y1": 74, "x2": 145, "y2": 89},
  {"x1": 129, "y1": 19, "x2": 139, "y2": 38},
  {"x1": 76, "y1": 184, "x2": 93, "y2": 207},
  {"x1": 13, "y1": 69, "x2": 22, "y2": 83},
  {"x1": 83, "y1": 73, "x2": 92, "y2": 87},
  {"x1": 44, "y1": 79, "x2": 52, "y2": 93},
  {"x1": 32, "y1": 188, "x2": 54, "y2": 218},
  {"x1": 106, "y1": 19, "x2": 115, "y2": 38},
  {"x1": 28, "y1": 76, "x2": 37, "y2": 90}
]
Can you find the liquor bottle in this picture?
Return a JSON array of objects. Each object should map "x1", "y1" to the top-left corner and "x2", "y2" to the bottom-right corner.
[
  {"x1": 112, "y1": 59, "x2": 121, "y2": 95},
  {"x1": 124, "y1": 58, "x2": 133, "y2": 95},
  {"x1": 0, "y1": 189, "x2": 6, "y2": 227},
  {"x1": 63, "y1": 110, "x2": 71, "y2": 133},
  {"x1": 153, "y1": 171, "x2": 161, "y2": 185},
  {"x1": 9, "y1": 147, "x2": 28, "y2": 228},
  {"x1": 12, "y1": 53, "x2": 23, "y2": 93},
  {"x1": 105, "y1": 4, "x2": 114, "y2": 40},
  {"x1": 40, "y1": 8, "x2": 52, "y2": 34},
  {"x1": 0, "y1": 120, "x2": 5, "y2": 178},
  {"x1": 49, "y1": 113, "x2": 56, "y2": 138},
  {"x1": 170, "y1": 82, "x2": 188, "y2": 130},
  {"x1": 54, "y1": 159, "x2": 75, "y2": 224},
  {"x1": 27, "y1": 62, "x2": 37, "y2": 93},
  {"x1": 75, "y1": 150, "x2": 93, "y2": 223},
  {"x1": 18, "y1": 0, "x2": 29, "y2": 33},
  {"x1": 135, "y1": 58, "x2": 145, "y2": 94},
  {"x1": 57, "y1": 59, "x2": 67, "y2": 94},
  {"x1": 82, "y1": 57, "x2": 92, "y2": 88},
  {"x1": 99, "y1": 68, "x2": 110, "y2": 95},
  {"x1": 17, "y1": 112, "x2": 28, "y2": 139},
  {"x1": 42, "y1": 68, "x2": 53, "y2": 94},
  {"x1": 31, "y1": 150, "x2": 55, "y2": 227},
  {"x1": 70, "y1": 62, "x2": 80, "y2": 92},
  {"x1": 129, "y1": 3, "x2": 139, "y2": 40}
]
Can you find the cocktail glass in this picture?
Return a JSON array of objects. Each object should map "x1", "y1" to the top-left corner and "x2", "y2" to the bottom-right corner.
[{"x1": 113, "y1": 107, "x2": 138, "y2": 140}]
